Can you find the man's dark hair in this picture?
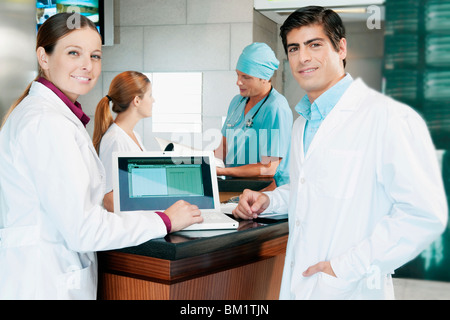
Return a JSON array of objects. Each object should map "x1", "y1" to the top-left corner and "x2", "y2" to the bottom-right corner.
[{"x1": 280, "y1": 6, "x2": 347, "y2": 67}]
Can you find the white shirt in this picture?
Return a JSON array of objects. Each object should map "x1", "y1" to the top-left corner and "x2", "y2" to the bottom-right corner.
[
  {"x1": 265, "y1": 78, "x2": 447, "y2": 299},
  {"x1": 99, "y1": 123, "x2": 145, "y2": 193}
]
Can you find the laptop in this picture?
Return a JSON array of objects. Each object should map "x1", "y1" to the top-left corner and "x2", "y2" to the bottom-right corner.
[{"x1": 112, "y1": 151, "x2": 238, "y2": 231}]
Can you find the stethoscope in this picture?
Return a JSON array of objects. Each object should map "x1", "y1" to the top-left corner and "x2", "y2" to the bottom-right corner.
[{"x1": 226, "y1": 87, "x2": 273, "y2": 128}]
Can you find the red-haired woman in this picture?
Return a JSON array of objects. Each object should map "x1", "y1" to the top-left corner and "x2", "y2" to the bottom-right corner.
[{"x1": 93, "y1": 71, "x2": 153, "y2": 212}]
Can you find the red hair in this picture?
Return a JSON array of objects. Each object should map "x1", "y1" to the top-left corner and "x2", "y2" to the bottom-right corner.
[{"x1": 92, "y1": 71, "x2": 150, "y2": 153}]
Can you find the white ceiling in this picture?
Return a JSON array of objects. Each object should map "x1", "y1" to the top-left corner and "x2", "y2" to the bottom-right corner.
[{"x1": 254, "y1": 0, "x2": 385, "y2": 24}]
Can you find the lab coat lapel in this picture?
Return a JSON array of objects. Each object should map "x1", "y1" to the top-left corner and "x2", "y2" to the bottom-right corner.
[
  {"x1": 304, "y1": 79, "x2": 366, "y2": 161},
  {"x1": 298, "y1": 117, "x2": 307, "y2": 164},
  {"x1": 33, "y1": 82, "x2": 101, "y2": 163},
  {"x1": 33, "y1": 82, "x2": 84, "y2": 128}
]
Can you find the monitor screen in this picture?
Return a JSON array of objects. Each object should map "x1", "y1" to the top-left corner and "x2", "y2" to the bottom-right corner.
[
  {"x1": 117, "y1": 155, "x2": 215, "y2": 212},
  {"x1": 36, "y1": 0, "x2": 105, "y2": 44}
]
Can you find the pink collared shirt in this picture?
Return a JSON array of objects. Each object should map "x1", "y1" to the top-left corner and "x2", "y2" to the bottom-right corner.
[{"x1": 37, "y1": 77, "x2": 90, "y2": 127}]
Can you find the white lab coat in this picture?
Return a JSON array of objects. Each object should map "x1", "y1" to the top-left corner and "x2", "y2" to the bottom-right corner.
[
  {"x1": 265, "y1": 79, "x2": 448, "y2": 299},
  {"x1": 99, "y1": 123, "x2": 146, "y2": 193},
  {"x1": 0, "y1": 82, "x2": 167, "y2": 299}
]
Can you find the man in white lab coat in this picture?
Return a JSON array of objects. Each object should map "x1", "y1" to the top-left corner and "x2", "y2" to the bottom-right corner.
[{"x1": 232, "y1": 6, "x2": 448, "y2": 299}]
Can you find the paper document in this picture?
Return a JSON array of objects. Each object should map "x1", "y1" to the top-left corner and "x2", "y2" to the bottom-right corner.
[
  {"x1": 155, "y1": 137, "x2": 225, "y2": 168},
  {"x1": 220, "y1": 202, "x2": 286, "y2": 218}
]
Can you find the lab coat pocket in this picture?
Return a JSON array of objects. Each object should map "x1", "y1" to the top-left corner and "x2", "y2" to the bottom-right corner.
[
  {"x1": 318, "y1": 149, "x2": 363, "y2": 199},
  {"x1": 57, "y1": 261, "x2": 96, "y2": 300},
  {"x1": 310, "y1": 272, "x2": 357, "y2": 300}
]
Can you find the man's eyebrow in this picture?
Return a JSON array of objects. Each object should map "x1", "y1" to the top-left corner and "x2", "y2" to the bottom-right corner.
[
  {"x1": 287, "y1": 37, "x2": 326, "y2": 48},
  {"x1": 303, "y1": 37, "x2": 326, "y2": 45}
]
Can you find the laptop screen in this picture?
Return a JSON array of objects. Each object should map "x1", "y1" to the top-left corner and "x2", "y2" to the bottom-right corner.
[{"x1": 117, "y1": 155, "x2": 215, "y2": 211}]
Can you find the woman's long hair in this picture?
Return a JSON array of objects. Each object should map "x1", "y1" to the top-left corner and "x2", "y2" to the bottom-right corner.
[
  {"x1": 92, "y1": 71, "x2": 150, "y2": 153},
  {"x1": 1, "y1": 13, "x2": 99, "y2": 128}
]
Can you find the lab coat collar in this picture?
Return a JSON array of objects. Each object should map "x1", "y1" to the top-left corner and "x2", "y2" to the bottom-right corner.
[
  {"x1": 29, "y1": 81, "x2": 102, "y2": 169},
  {"x1": 303, "y1": 78, "x2": 368, "y2": 160},
  {"x1": 29, "y1": 81, "x2": 87, "y2": 129},
  {"x1": 295, "y1": 73, "x2": 353, "y2": 119},
  {"x1": 36, "y1": 77, "x2": 90, "y2": 127}
]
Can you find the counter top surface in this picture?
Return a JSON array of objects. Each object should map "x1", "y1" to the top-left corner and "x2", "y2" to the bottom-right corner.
[
  {"x1": 217, "y1": 176, "x2": 273, "y2": 192},
  {"x1": 114, "y1": 215, "x2": 288, "y2": 261}
]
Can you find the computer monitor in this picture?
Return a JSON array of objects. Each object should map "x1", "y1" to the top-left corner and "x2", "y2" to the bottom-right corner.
[{"x1": 113, "y1": 151, "x2": 220, "y2": 213}]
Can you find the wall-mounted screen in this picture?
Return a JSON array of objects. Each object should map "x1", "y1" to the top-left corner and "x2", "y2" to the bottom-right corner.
[{"x1": 36, "y1": 0, "x2": 113, "y2": 46}]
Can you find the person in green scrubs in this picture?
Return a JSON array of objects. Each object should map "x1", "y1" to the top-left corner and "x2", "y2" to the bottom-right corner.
[{"x1": 216, "y1": 43, "x2": 293, "y2": 191}]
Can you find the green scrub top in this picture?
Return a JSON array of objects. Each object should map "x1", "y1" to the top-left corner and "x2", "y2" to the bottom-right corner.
[{"x1": 221, "y1": 88, "x2": 293, "y2": 186}]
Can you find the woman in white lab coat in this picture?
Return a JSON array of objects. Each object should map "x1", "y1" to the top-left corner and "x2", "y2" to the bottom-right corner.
[
  {"x1": 93, "y1": 71, "x2": 153, "y2": 212},
  {"x1": 0, "y1": 13, "x2": 202, "y2": 300}
]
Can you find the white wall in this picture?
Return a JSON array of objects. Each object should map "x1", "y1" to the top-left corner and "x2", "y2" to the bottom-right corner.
[
  {"x1": 79, "y1": 0, "x2": 255, "y2": 151},
  {"x1": 0, "y1": 0, "x2": 36, "y2": 121},
  {"x1": 252, "y1": 10, "x2": 284, "y2": 94}
]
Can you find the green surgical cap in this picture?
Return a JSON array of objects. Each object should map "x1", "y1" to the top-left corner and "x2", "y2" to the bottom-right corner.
[{"x1": 236, "y1": 43, "x2": 279, "y2": 80}]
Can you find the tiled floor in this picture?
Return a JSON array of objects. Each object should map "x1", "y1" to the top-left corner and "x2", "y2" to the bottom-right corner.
[{"x1": 393, "y1": 278, "x2": 450, "y2": 300}]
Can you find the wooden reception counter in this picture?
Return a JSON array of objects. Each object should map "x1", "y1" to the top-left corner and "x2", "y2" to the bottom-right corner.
[{"x1": 98, "y1": 216, "x2": 288, "y2": 300}]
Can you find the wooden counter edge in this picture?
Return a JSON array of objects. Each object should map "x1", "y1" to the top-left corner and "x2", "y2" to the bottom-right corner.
[{"x1": 98, "y1": 234, "x2": 288, "y2": 285}]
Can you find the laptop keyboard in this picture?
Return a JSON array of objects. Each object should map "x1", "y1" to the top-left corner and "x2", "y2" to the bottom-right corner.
[{"x1": 202, "y1": 213, "x2": 226, "y2": 221}]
